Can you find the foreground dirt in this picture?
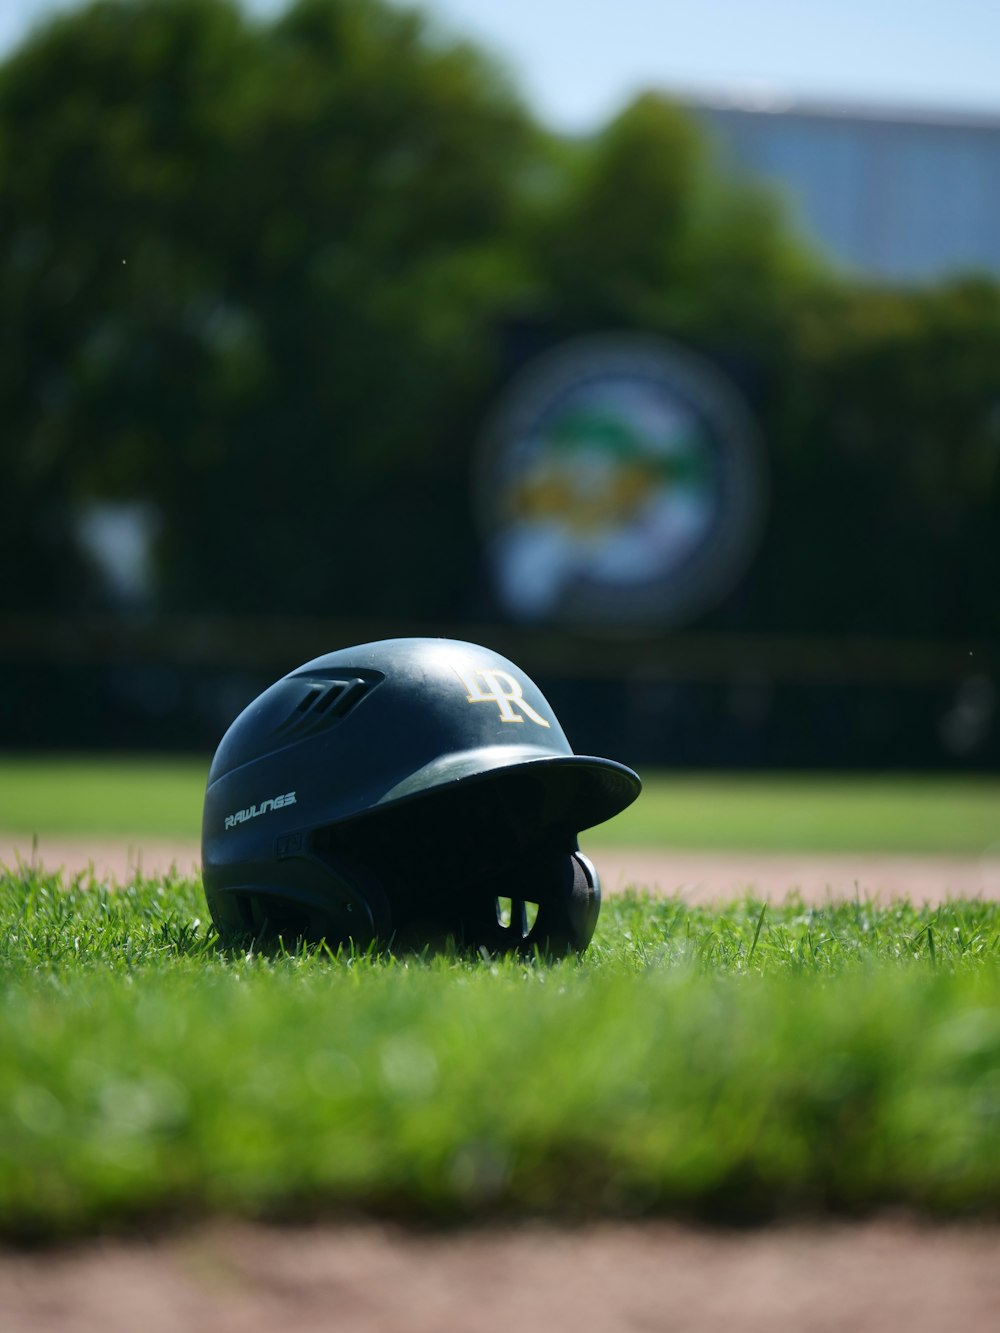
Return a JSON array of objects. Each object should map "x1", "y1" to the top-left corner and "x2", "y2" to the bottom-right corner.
[
  {"x1": 4, "y1": 1218, "x2": 1000, "y2": 1333},
  {"x1": 3, "y1": 833, "x2": 1000, "y2": 905}
]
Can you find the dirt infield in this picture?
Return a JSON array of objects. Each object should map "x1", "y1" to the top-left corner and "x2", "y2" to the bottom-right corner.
[
  {"x1": 4, "y1": 833, "x2": 1000, "y2": 904},
  {"x1": 4, "y1": 1217, "x2": 1000, "y2": 1332}
]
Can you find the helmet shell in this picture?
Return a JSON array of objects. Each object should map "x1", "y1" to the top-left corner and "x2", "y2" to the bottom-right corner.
[{"x1": 202, "y1": 637, "x2": 641, "y2": 945}]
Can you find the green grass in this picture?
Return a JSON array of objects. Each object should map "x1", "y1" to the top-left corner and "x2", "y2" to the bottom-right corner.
[
  {"x1": 0, "y1": 754, "x2": 208, "y2": 838},
  {"x1": 3, "y1": 756, "x2": 997, "y2": 1237},
  {"x1": 1, "y1": 755, "x2": 998, "y2": 854},
  {"x1": 604, "y1": 772, "x2": 1000, "y2": 854},
  {"x1": 3, "y1": 866, "x2": 1000, "y2": 1240}
]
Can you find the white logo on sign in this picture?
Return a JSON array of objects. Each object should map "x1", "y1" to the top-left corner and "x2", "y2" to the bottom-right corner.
[{"x1": 452, "y1": 665, "x2": 550, "y2": 727}]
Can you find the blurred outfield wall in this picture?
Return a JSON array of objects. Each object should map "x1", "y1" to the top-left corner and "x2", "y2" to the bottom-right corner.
[{"x1": 1, "y1": 614, "x2": 996, "y2": 771}]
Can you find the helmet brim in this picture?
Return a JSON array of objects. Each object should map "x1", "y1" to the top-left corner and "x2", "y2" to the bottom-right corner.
[{"x1": 374, "y1": 744, "x2": 641, "y2": 834}]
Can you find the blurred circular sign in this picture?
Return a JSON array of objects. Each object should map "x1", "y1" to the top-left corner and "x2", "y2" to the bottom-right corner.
[{"x1": 475, "y1": 334, "x2": 766, "y2": 630}]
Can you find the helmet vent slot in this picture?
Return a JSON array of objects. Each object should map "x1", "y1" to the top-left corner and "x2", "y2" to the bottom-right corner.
[
  {"x1": 295, "y1": 686, "x2": 325, "y2": 715},
  {"x1": 314, "y1": 678, "x2": 361, "y2": 715},
  {"x1": 281, "y1": 676, "x2": 374, "y2": 733}
]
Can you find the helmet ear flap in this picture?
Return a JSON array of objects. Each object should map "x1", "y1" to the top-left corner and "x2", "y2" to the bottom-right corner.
[
  {"x1": 466, "y1": 848, "x2": 601, "y2": 956},
  {"x1": 341, "y1": 856, "x2": 393, "y2": 943},
  {"x1": 207, "y1": 852, "x2": 393, "y2": 951},
  {"x1": 525, "y1": 849, "x2": 600, "y2": 955},
  {"x1": 291, "y1": 851, "x2": 393, "y2": 949},
  {"x1": 565, "y1": 849, "x2": 602, "y2": 948}
]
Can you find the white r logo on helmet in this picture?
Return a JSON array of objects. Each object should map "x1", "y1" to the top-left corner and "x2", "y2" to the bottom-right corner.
[{"x1": 452, "y1": 665, "x2": 551, "y2": 727}]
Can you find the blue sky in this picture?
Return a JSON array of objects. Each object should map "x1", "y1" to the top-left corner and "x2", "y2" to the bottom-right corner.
[{"x1": 4, "y1": 0, "x2": 999, "y2": 132}]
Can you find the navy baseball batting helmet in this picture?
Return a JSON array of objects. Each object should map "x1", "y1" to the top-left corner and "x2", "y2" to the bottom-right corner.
[{"x1": 202, "y1": 637, "x2": 641, "y2": 953}]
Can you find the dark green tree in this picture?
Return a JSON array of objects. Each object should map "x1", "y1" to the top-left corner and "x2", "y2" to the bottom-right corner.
[
  {"x1": 522, "y1": 92, "x2": 824, "y2": 339},
  {"x1": 0, "y1": 0, "x2": 261, "y2": 608},
  {"x1": 0, "y1": 0, "x2": 532, "y2": 615},
  {"x1": 2, "y1": 1, "x2": 998, "y2": 647},
  {"x1": 758, "y1": 278, "x2": 1000, "y2": 636}
]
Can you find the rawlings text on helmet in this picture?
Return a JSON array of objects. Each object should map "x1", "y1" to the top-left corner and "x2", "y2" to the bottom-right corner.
[{"x1": 224, "y1": 791, "x2": 297, "y2": 830}]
